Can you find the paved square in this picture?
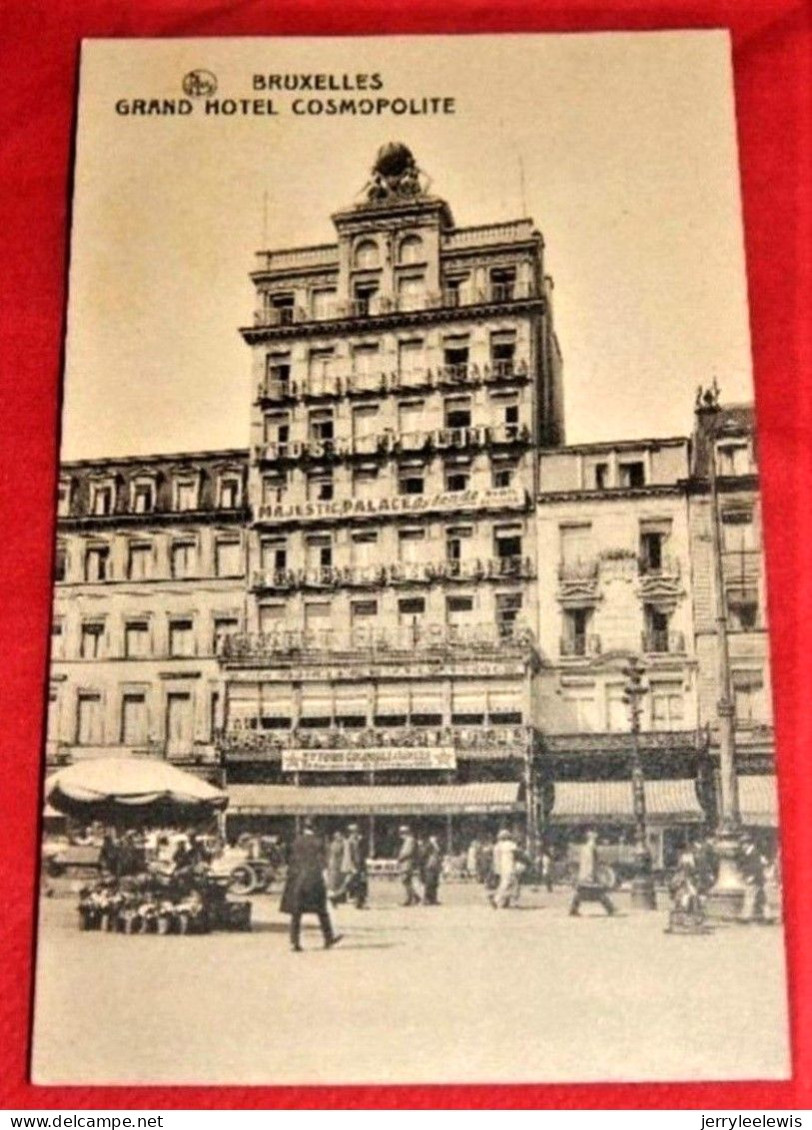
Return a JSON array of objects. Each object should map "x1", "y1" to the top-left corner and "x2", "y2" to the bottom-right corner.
[{"x1": 32, "y1": 880, "x2": 791, "y2": 1085}]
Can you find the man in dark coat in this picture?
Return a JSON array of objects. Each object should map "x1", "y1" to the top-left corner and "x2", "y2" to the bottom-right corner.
[
  {"x1": 280, "y1": 820, "x2": 342, "y2": 951},
  {"x1": 345, "y1": 823, "x2": 369, "y2": 909}
]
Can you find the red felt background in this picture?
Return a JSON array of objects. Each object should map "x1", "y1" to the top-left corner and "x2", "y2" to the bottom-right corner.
[{"x1": 1, "y1": 0, "x2": 810, "y2": 1110}]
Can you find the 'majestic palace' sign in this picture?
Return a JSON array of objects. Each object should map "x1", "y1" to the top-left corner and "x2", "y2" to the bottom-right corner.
[
  {"x1": 282, "y1": 746, "x2": 457, "y2": 772},
  {"x1": 257, "y1": 486, "x2": 527, "y2": 523}
]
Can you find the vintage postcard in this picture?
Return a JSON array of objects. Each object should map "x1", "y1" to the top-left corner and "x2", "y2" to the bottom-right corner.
[{"x1": 32, "y1": 33, "x2": 790, "y2": 1085}]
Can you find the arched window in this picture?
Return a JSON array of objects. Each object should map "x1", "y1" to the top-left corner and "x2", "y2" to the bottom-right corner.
[
  {"x1": 398, "y1": 235, "x2": 424, "y2": 264},
  {"x1": 354, "y1": 239, "x2": 379, "y2": 269}
]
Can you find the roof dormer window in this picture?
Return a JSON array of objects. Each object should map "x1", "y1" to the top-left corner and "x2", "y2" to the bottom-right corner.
[{"x1": 174, "y1": 477, "x2": 198, "y2": 512}]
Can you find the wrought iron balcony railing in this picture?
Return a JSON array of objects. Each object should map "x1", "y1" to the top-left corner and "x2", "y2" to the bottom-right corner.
[
  {"x1": 252, "y1": 282, "x2": 538, "y2": 329},
  {"x1": 217, "y1": 723, "x2": 536, "y2": 757},
  {"x1": 250, "y1": 556, "x2": 535, "y2": 591},
  {"x1": 641, "y1": 630, "x2": 686, "y2": 655},
  {"x1": 220, "y1": 622, "x2": 537, "y2": 661},
  {"x1": 255, "y1": 422, "x2": 531, "y2": 463},
  {"x1": 557, "y1": 558, "x2": 600, "y2": 582},
  {"x1": 559, "y1": 634, "x2": 602, "y2": 658},
  {"x1": 256, "y1": 360, "x2": 530, "y2": 403}
]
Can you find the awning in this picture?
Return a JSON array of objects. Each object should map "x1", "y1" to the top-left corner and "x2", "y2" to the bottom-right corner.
[
  {"x1": 228, "y1": 782, "x2": 522, "y2": 816},
  {"x1": 738, "y1": 774, "x2": 778, "y2": 827},
  {"x1": 550, "y1": 779, "x2": 704, "y2": 825}
]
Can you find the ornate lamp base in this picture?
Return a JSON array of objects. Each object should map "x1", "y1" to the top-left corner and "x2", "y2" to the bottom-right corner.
[{"x1": 704, "y1": 827, "x2": 746, "y2": 921}]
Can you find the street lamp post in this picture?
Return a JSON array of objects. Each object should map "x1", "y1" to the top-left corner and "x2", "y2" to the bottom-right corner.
[
  {"x1": 623, "y1": 655, "x2": 657, "y2": 910},
  {"x1": 696, "y1": 385, "x2": 747, "y2": 920}
]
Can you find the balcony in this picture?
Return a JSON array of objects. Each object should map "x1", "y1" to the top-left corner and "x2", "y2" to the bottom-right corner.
[
  {"x1": 560, "y1": 635, "x2": 602, "y2": 659},
  {"x1": 256, "y1": 360, "x2": 530, "y2": 403},
  {"x1": 251, "y1": 282, "x2": 538, "y2": 330},
  {"x1": 218, "y1": 723, "x2": 536, "y2": 760},
  {"x1": 220, "y1": 622, "x2": 537, "y2": 661},
  {"x1": 641, "y1": 630, "x2": 686, "y2": 655},
  {"x1": 251, "y1": 557, "x2": 535, "y2": 591},
  {"x1": 255, "y1": 422, "x2": 530, "y2": 464}
]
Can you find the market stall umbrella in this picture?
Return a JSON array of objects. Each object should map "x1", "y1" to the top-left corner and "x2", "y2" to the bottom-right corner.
[{"x1": 44, "y1": 758, "x2": 228, "y2": 825}]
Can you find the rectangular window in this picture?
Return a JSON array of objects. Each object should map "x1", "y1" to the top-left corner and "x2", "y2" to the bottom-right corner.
[
  {"x1": 175, "y1": 480, "x2": 197, "y2": 511},
  {"x1": 54, "y1": 541, "x2": 67, "y2": 582},
  {"x1": 560, "y1": 523, "x2": 594, "y2": 569},
  {"x1": 398, "y1": 339, "x2": 424, "y2": 383},
  {"x1": 353, "y1": 467, "x2": 379, "y2": 497},
  {"x1": 351, "y1": 600, "x2": 377, "y2": 624},
  {"x1": 716, "y1": 442, "x2": 752, "y2": 477},
  {"x1": 132, "y1": 482, "x2": 154, "y2": 513},
  {"x1": 351, "y1": 530, "x2": 378, "y2": 568},
  {"x1": 80, "y1": 622, "x2": 104, "y2": 660},
  {"x1": 219, "y1": 478, "x2": 240, "y2": 508},
  {"x1": 76, "y1": 693, "x2": 103, "y2": 745},
  {"x1": 305, "y1": 534, "x2": 332, "y2": 571},
  {"x1": 50, "y1": 619, "x2": 64, "y2": 659},
  {"x1": 445, "y1": 465, "x2": 470, "y2": 492},
  {"x1": 261, "y1": 537, "x2": 287, "y2": 573},
  {"x1": 266, "y1": 352, "x2": 291, "y2": 392},
  {"x1": 311, "y1": 289, "x2": 336, "y2": 320},
  {"x1": 561, "y1": 684, "x2": 597, "y2": 730},
  {"x1": 308, "y1": 346, "x2": 336, "y2": 383},
  {"x1": 490, "y1": 267, "x2": 516, "y2": 301},
  {"x1": 307, "y1": 471, "x2": 334, "y2": 502},
  {"x1": 651, "y1": 683, "x2": 685, "y2": 731},
  {"x1": 446, "y1": 595, "x2": 475, "y2": 630},
  {"x1": 215, "y1": 539, "x2": 242, "y2": 578},
  {"x1": 213, "y1": 616, "x2": 240, "y2": 654},
  {"x1": 259, "y1": 603, "x2": 286, "y2": 633},
  {"x1": 446, "y1": 526, "x2": 472, "y2": 567},
  {"x1": 262, "y1": 473, "x2": 285, "y2": 505},
  {"x1": 264, "y1": 413, "x2": 290, "y2": 448},
  {"x1": 304, "y1": 602, "x2": 331, "y2": 630},
  {"x1": 398, "y1": 400, "x2": 425, "y2": 439},
  {"x1": 309, "y1": 408, "x2": 335, "y2": 443},
  {"x1": 495, "y1": 524, "x2": 523, "y2": 560},
  {"x1": 165, "y1": 692, "x2": 193, "y2": 755},
  {"x1": 593, "y1": 462, "x2": 609, "y2": 489},
  {"x1": 398, "y1": 597, "x2": 425, "y2": 618},
  {"x1": 398, "y1": 528, "x2": 425, "y2": 564},
  {"x1": 727, "y1": 590, "x2": 759, "y2": 631},
  {"x1": 618, "y1": 461, "x2": 645, "y2": 488},
  {"x1": 353, "y1": 282, "x2": 378, "y2": 315},
  {"x1": 57, "y1": 481, "x2": 71, "y2": 517},
  {"x1": 443, "y1": 336, "x2": 470, "y2": 369},
  {"x1": 171, "y1": 541, "x2": 197, "y2": 579},
  {"x1": 722, "y1": 510, "x2": 756, "y2": 552},
  {"x1": 352, "y1": 405, "x2": 379, "y2": 451},
  {"x1": 269, "y1": 292, "x2": 295, "y2": 324},
  {"x1": 91, "y1": 484, "x2": 114, "y2": 516},
  {"x1": 121, "y1": 693, "x2": 148, "y2": 746},
  {"x1": 490, "y1": 330, "x2": 517, "y2": 374},
  {"x1": 496, "y1": 591, "x2": 523, "y2": 638},
  {"x1": 397, "y1": 274, "x2": 425, "y2": 311},
  {"x1": 124, "y1": 621, "x2": 150, "y2": 659},
  {"x1": 85, "y1": 545, "x2": 110, "y2": 582},
  {"x1": 492, "y1": 464, "x2": 515, "y2": 490},
  {"x1": 640, "y1": 532, "x2": 664, "y2": 572},
  {"x1": 352, "y1": 343, "x2": 380, "y2": 376},
  {"x1": 443, "y1": 275, "x2": 469, "y2": 307},
  {"x1": 445, "y1": 396, "x2": 472, "y2": 429},
  {"x1": 398, "y1": 466, "x2": 425, "y2": 496},
  {"x1": 168, "y1": 618, "x2": 194, "y2": 658},
  {"x1": 127, "y1": 542, "x2": 152, "y2": 581},
  {"x1": 562, "y1": 607, "x2": 591, "y2": 655},
  {"x1": 732, "y1": 670, "x2": 767, "y2": 726}
]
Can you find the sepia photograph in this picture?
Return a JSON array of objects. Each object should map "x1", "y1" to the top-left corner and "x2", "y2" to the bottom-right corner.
[{"x1": 31, "y1": 32, "x2": 790, "y2": 1086}]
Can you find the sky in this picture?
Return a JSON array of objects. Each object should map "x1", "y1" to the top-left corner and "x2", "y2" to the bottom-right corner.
[{"x1": 61, "y1": 32, "x2": 754, "y2": 459}]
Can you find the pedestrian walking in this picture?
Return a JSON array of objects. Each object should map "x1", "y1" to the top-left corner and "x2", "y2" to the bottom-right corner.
[
  {"x1": 569, "y1": 830, "x2": 616, "y2": 917},
  {"x1": 327, "y1": 830, "x2": 349, "y2": 905},
  {"x1": 397, "y1": 825, "x2": 421, "y2": 906},
  {"x1": 466, "y1": 837, "x2": 481, "y2": 881},
  {"x1": 540, "y1": 843, "x2": 554, "y2": 892},
  {"x1": 490, "y1": 829, "x2": 520, "y2": 909},
  {"x1": 740, "y1": 836, "x2": 767, "y2": 922},
  {"x1": 280, "y1": 819, "x2": 342, "y2": 952},
  {"x1": 422, "y1": 835, "x2": 443, "y2": 905},
  {"x1": 345, "y1": 823, "x2": 369, "y2": 909}
]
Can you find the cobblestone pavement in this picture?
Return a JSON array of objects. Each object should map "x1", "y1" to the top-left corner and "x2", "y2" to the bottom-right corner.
[{"x1": 32, "y1": 880, "x2": 791, "y2": 1085}]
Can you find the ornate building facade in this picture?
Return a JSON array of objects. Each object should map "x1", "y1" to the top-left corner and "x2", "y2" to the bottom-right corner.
[{"x1": 45, "y1": 146, "x2": 777, "y2": 858}]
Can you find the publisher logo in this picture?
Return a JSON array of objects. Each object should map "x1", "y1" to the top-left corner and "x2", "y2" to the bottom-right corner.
[{"x1": 182, "y1": 70, "x2": 217, "y2": 97}]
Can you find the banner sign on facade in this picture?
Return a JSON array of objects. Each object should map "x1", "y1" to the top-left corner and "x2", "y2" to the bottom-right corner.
[
  {"x1": 257, "y1": 486, "x2": 527, "y2": 523},
  {"x1": 281, "y1": 746, "x2": 457, "y2": 772}
]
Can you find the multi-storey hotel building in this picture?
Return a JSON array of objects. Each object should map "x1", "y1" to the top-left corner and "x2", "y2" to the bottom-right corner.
[
  {"x1": 44, "y1": 145, "x2": 777, "y2": 858},
  {"x1": 217, "y1": 143, "x2": 562, "y2": 853}
]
